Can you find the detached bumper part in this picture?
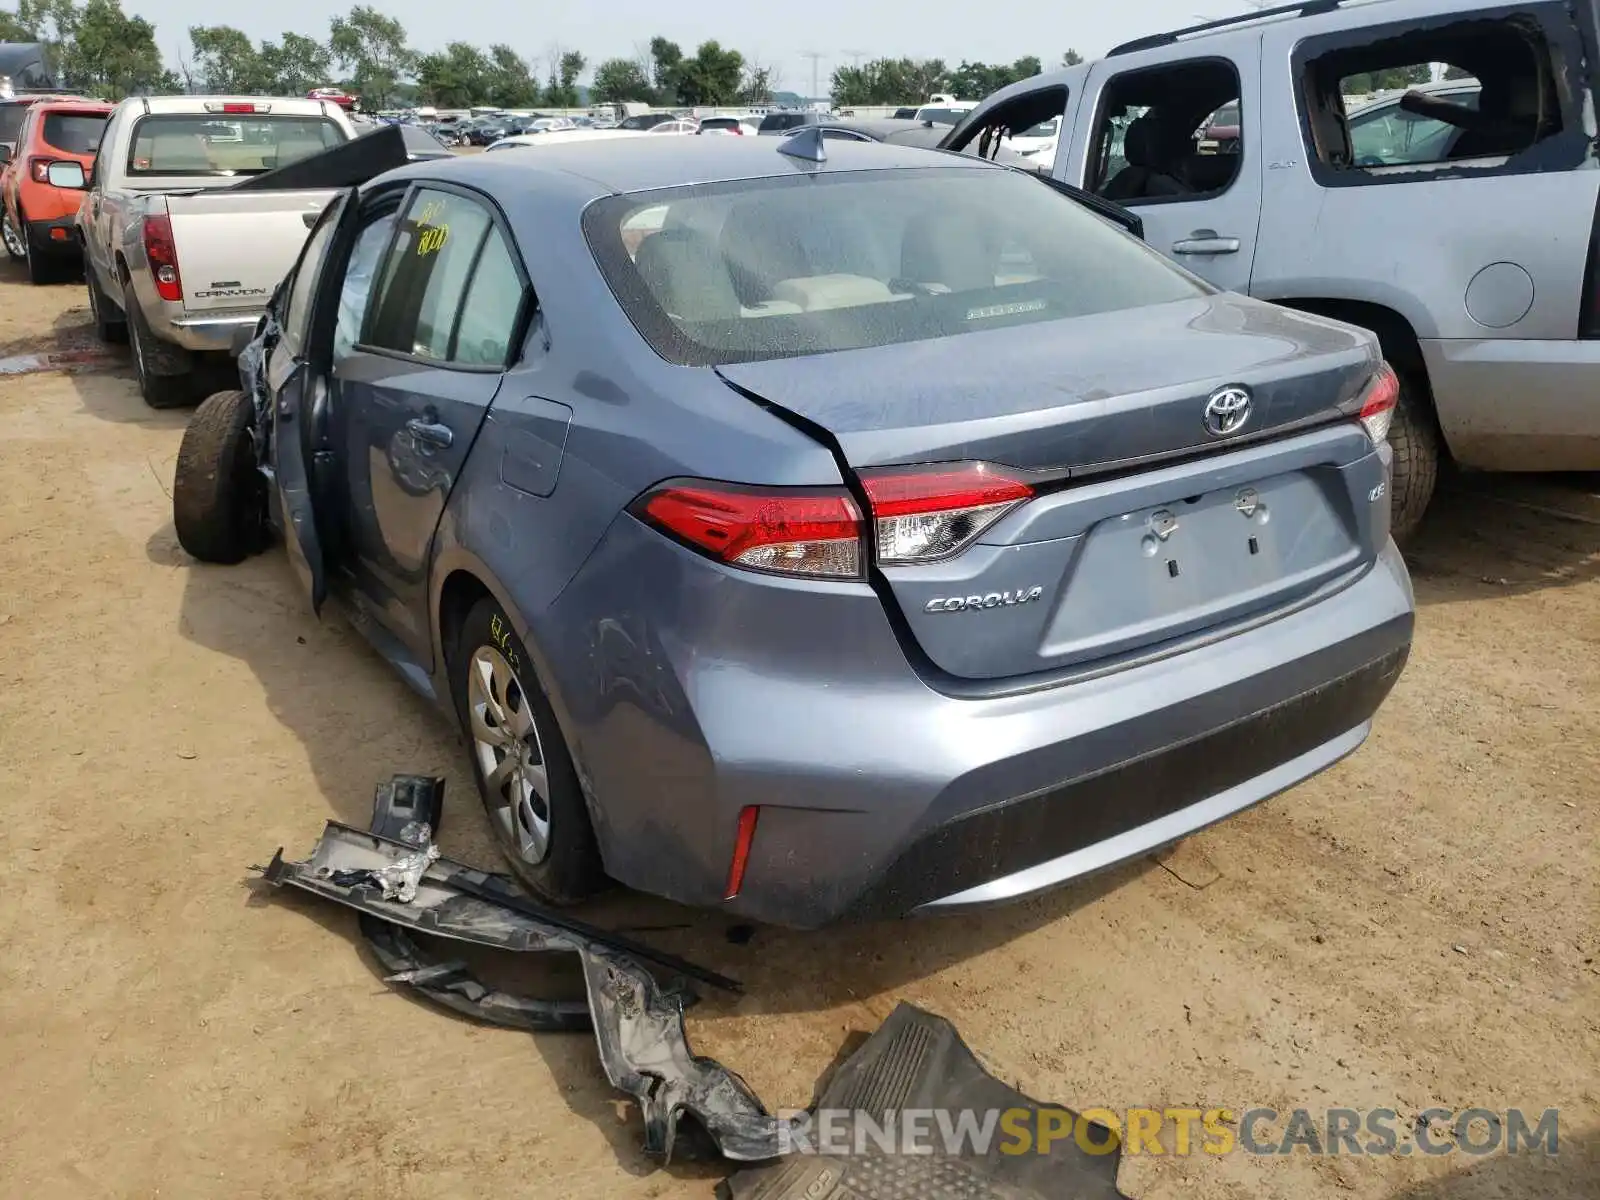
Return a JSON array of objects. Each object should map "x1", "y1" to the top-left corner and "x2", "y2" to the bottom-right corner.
[
  {"x1": 723, "y1": 1003, "x2": 1131, "y2": 1200},
  {"x1": 259, "y1": 779, "x2": 791, "y2": 1163}
]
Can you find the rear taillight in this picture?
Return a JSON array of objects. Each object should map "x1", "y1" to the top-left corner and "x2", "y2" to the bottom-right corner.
[
  {"x1": 29, "y1": 156, "x2": 52, "y2": 183},
  {"x1": 633, "y1": 480, "x2": 864, "y2": 579},
  {"x1": 1354, "y1": 362, "x2": 1399, "y2": 444},
  {"x1": 860, "y1": 463, "x2": 1034, "y2": 564},
  {"x1": 142, "y1": 214, "x2": 182, "y2": 302}
]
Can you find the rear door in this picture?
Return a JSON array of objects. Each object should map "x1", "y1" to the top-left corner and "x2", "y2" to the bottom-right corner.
[
  {"x1": 165, "y1": 188, "x2": 336, "y2": 313},
  {"x1": 1066, "y1": 40, "x2": 1263, "y2": 292},
  {"x1": 265, "y1": 187, "x2": 360, "y2": 613},
  {"x1": 330, "y1": 183, "x2": 530, "y2": 661}
]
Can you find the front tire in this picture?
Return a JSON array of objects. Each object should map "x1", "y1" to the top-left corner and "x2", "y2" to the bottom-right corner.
[
  {"x1": 1, "y1": 208, "x2": 24, "y2": 261},
  {"x1": 450, "y1": 597, "x2": 606, "y2": 905},
  {"x1": 1387, "y1": 372, "x2": 1440, "y2": 545},
  {"x1": 173, "y1": 389, "x2": 266, "y2": 564},
  {"x1": 124, "y1": 278, "x2": 196, "y2": 408}
]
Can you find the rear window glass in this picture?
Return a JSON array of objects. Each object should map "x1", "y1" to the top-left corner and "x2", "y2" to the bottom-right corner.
[
  {"x1": 915, "y1": 107, "x2": 969, "y2": 126},
  {"x1": 758, "y1": 113, "x2": 807, "y2": 131},
  {"x1": 585, "y1": 166, "x2": 1204, "y2": 367},
  {"x1": 126, "y1": 114, "x2": 344, "y2": 177},
  {"x1": 42, "y1": 112, "x2": 107, "y2": 155}
]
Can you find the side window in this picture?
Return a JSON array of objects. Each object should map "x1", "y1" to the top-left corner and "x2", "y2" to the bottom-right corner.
[
  {"x1": 452, "y1": 232, "x2": 525, "y2": 366},
  {"x1": 362, "y1": 188, "x2": 524, "y2": 367},
  {"x1": 1297, "y1": 10, "x2": 1572, "y2": 183},
  {"x1": 1087, "y1": 60, "x2": 1243, "y2": 204},
  {"x1": 333, "y1": 209, "x2": 397, "y2": 361},
  {"x1": 279, "y1": 199, "x2": 343, "y2": 354},
  {"x1": 946, "y1": 85, "x2": 1070, "y2": 177}
]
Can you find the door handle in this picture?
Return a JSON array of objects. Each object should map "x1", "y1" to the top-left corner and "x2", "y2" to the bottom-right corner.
[
  {"x1": 406, "y1": 417, "x2": 454, "y2": 448},
  {"x1": 1172, "y1": 233, "x2": 1241, "y2": 255}
]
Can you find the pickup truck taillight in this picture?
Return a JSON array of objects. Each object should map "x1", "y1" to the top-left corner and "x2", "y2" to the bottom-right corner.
[{"x1": 142, "y1": 214, "x2": 182, "y2": 302}]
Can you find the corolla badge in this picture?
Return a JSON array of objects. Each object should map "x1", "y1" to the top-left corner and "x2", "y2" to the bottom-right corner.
[
  {"x1": 1203, "y1": 385, "x2": 1252, "y2": 437},
  {"x1": 925, "y1": 587, "x2": 1045, "y2": 613}
]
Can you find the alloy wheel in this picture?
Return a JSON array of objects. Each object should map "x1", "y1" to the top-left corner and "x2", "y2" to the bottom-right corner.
[
  {"x1": 468, "y1": 644, "x2": 552, "y2": 864},
  {"x1": 1, "y1": 212, "x2": 23, "y2": 260}
]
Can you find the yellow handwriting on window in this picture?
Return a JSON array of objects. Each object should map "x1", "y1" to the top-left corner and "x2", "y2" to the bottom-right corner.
[{"x1": 414, "y1": 198, "x2": 451, "y2": 256}]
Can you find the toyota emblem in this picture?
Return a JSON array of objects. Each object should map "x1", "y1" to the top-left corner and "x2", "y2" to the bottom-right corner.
[{"x1": 1203, "y1": 386, "x2": 1252, "y2": 437}]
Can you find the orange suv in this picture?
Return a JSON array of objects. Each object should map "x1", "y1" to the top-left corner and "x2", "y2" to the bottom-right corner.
[{"x1": 1, "y1": 98, "x2": 111, "y2": 283}]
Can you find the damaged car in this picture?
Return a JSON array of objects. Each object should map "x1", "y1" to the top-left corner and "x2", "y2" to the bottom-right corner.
[{"x1": 172, "y1": 134, "x2": 1414, "y2": 928}]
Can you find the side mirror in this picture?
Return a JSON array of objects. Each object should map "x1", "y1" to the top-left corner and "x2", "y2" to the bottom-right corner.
[{"x1": 47, "y1": 160, "x2": 87, "y2": 189}]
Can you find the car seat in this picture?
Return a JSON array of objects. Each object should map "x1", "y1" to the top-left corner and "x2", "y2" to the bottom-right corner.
[
  {"x1": 633, "y1": 228, "x2": 742, "y2": 321},
  {"x1": 147, "y1": 130, "x2": 213, "y2": 172},
  {"x1": 1101, "y1": 113, "x2": 1192, "y2": 200},
  {"x1": 718, "y1": 200, "x2": 812, "y2": 305},
  {"x1": 899, "y1": 208, "x2": 1000, "y2": 293}
]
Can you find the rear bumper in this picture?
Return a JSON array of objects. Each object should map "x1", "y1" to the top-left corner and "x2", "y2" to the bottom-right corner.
[
  {"x1": 538, "y1": 513, "x2": 1415, "y2": 930},
  {"x1": 1421, "y1": 337, "x2": 1600, "y2": 471},
  {"x1": 25, "y1": 214, "x2": 80, "y2": 257},
  {"x1": 155, "y1": 308, "x2": 260, "y2": 354}
]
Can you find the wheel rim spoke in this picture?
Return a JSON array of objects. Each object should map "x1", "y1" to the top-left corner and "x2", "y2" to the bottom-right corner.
[{"x1": 467, "y1": 643, "x2": 552, "y2": 866}]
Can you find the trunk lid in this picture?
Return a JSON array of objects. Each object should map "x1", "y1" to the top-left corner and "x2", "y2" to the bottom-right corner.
[
  {"x1": 164, "y1": 188, "x2": 335, "y2": 314},
  {"x1": 718, "y1": 293, "x2": 1389, "y2": 681}
]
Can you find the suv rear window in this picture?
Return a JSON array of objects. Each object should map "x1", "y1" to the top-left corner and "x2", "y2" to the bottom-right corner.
[
  {"x1": 0, "y1": 102, "x2": 31, "y2": 145},
  {"x1": 757, "y1": 112, "x2": 809, "y2": 132},
  {"x1": 42, "y1": 111, "x2": 107, "y2": 155},
  {"x1": 585, "y1": 165, "x2": 1202, "y2": 367},
  {"x1": 126, "y1": 114, "x2": 344, "y2": 177}
]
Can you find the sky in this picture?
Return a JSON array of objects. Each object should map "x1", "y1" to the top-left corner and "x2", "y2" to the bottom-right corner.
[{"x1": 120, "y1": 0, "x2": 1267, "y2": 99}]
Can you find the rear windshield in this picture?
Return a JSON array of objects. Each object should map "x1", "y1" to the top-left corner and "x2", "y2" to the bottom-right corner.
[
  {"x1": 126, "y1": 114, "x2": 344, "y2": 177},
  {"x1": 758, "y1": 113, "x2": 807, "y2": 131},
  {"x1": 42, "y1": 111, "x2": 107, "y2": 154},
  {"x1": 915, "y1": 107, "x2": 968, "y2": 126},
  {"x1": 585, "y1": 166, "x2": 1204, "y2": 367}
]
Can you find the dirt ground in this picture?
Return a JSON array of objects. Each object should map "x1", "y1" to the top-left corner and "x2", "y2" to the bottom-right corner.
[{"x1": 0, "y1": 261, "x2": 1595, "y2": 1200}]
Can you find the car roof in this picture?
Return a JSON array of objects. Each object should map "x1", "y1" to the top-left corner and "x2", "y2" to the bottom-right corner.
[
  {"x1": 30, "y1": 100, "x2": 113, "y2": 114},
  {"x1": 429, "y1": 132, "x2": 988, "y2": 197}
]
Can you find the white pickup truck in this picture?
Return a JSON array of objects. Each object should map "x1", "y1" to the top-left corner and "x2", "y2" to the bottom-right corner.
[{"x1": 58, "y1": 95, "x2": 356, "y2": 407}]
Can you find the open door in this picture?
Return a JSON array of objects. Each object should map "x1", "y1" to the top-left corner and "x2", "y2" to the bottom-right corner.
[{"x1": 269, "y1": 188, "x2": 361, "y2": 615}]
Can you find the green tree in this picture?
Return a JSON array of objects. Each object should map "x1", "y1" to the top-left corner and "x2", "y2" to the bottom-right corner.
[
  {"x1": 1062, "y1": 49, "x2": 1084, "y2": 67},
  {"x1": 21, "y1": 0, "x2": 168, "y2": 98},
  {"x1": 948, "y1": 57, "x2": 1041, "y2": 99},
  {"x1": 188, "y1": 25, "x2": 271, "y2": 93},
  {"x1": 648, "y1": 36, "x2": 683, "y2": 105},
  {"x1": 261, "y1": 32, "x2": 333, "y2": 94},
  {"x1": 0, "y1": 8, "x2": 29, "y2": 39},
  {"x1": 486, "y1": 43, "x2": 537, "y2": 108},
  {"x1": 676, "y1": 40, "x2": 743, "y2": 106},
  {"x1": 591, "y1": 57, "x2": 652, "y2": 103},
  {"x1": 417, "y1": 41, "x2": 491, "y2": 107},
  {"x1": 328, "y1": 4, "x2": 415, "y2": 109},
  {"x1": 1443, "y1": 64, "x2": 1474, "y2": 81},
  {"x1": 542, "y1": 49, "x2": 585, "y2": 108},
  {"x1": 831, "y1": 57, "x2": 949, "y2": 106}
]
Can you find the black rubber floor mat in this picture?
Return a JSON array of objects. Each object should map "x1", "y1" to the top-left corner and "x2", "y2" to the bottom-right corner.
[{"x1": 721, "y1": 1003, "x2": 1131, "y2": 1200}]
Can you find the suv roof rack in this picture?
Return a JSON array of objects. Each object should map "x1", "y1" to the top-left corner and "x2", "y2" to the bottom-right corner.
[{"x1": 1107, "y1": 0, "x2": 1351, "y2": 56}]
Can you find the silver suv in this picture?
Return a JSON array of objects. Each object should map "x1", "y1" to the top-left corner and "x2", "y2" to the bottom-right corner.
[{"x1": 944, "y1": 0, "x2": 1600, "y2": 538}]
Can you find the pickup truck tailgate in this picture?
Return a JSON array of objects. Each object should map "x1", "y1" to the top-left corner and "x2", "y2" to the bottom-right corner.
[{"x1": 165, "y1": 189, "x2": 336, "y2": 313}]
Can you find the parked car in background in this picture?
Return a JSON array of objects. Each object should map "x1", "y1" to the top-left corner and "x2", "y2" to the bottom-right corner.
[
  {"x1": 485, "y1": 128, "x2": 653, "y2": 152},
  {"x1": 617, "y1": 112, "x2": 680, "y2": 131},
  {"x1": 647, "y1": 119, "x2": 699, "y2": 135},
  {"x1": 913, "y1": 100, "x2": 976, "y2": 126},
  {"x1": 756, "y1": 109, "x2": 823, "y2": 135},
  {"x1": 944, "y1": 0, "x2": 1600, "y2": 537},
  {"x1": 1345, "y1": 79, "x2": 1481, "y2": 166},
  {"x1": 697, "y1": 115, "x2": 758, "y2": 136},
  {"x1": 67, "y1": 95, "x2": 356, "y2": 407},
  {"x1": 0, "y1": 98, "x2": 110, "y2": 282},
  {"x1": 307, "y1": 86, "x2": 358, "y2": 112},
  {"x1": 172, "y1": 136, "x2": 1412, "y2": 927},
  {"x1": 892, "y1": 106, "x2": 919, "y2": 119},
  {"x1": 0, "y1": 91, "x2": 88, "y2": 157}
]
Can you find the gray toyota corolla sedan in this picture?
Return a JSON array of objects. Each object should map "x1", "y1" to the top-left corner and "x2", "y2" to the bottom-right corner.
[{"x1": 173, "y1": 135, "x2": 1414, "y2": 928}]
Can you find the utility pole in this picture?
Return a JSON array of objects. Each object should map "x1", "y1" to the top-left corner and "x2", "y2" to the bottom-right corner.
[
  {"x1": 800, "y1": 51, "x2": 824, "y2": 103},
  {"x1": 843, "y1": 48, "x2": 868, "y2": 68}
]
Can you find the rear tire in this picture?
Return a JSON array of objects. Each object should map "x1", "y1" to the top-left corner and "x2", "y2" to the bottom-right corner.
[
  {"x1": 125, "y1": 278, "x2": 196, "y2": 408},
  {"x1": 1, "y1": 208, "x2": 24, "y2": 261},
  {"x1": 450, "y1": 596, "x2": 607, "y2": 905},
  {"x1": 20, "y1": 209, "x2": 64, "y2": 285},
  {"x1": 1387, "y1": 373, "x2": 1440, "y2": 546},
  {"x1": 173, "y1": 389, "x2": 266, "y2": 564}
]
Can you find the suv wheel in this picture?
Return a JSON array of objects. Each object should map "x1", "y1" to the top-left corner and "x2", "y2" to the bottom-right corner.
[
  {"x1": 173, "y1": 389, "x2": 267, "y2": 564},
  {"x1": 450, "y1": 597, "x2": 607, "y2": 905},
  {"x1": 124, "y1": 277, "x2": 196, "y2": 408},
  {"x1": 1388, "y1": 372, "x2": 1440, "y2": 545}
]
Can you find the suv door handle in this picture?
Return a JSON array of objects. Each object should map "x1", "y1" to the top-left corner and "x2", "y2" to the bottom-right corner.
[
  {"x1": 1172, "y1": 234, "x2": 1241, "y2": 255},
  {"x1": 406, "y1": 418, "x2": 454, "y2": 448}
]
